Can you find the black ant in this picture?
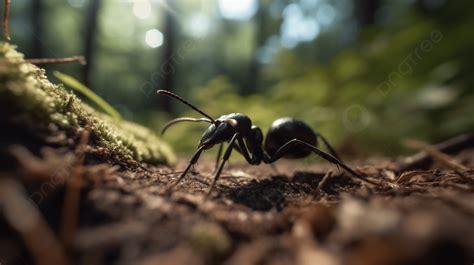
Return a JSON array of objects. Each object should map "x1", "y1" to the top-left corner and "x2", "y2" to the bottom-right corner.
[{"x1": 157, "y1": 90, "x2": 377, "y2": 196}]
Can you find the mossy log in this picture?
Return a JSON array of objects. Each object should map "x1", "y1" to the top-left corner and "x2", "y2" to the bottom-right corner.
[{"x1": 0, "y1": 43, "x2": 175, "y2": 165}]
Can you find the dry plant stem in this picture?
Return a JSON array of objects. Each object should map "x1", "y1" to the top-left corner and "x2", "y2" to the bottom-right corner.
[
  {"x1": 397, "y1": 134, "x2": 474, "y2": 172},
  {"x1": 75, "y1": 128, "x2": 90, "y2": 165},
  {"x1": 60, "y1": 177, "x2": 82, "y2": 247},
  {"x1": 0, "y1": 178, "x2": 70, "y2": 265},
  {"x1": 9, "y1": 145, "x2": 56, "y2": 179},
  {"x1": 396, "y1": 170, "x2": 435, "y2": 184},
  {"x1": 59, "y1": 129, "x2": 89, "y2": 247},
  {"x1": 404, "y1": 139, "x2": 473, "y2": 183},
  {"x1": 314, "y1": 170, "x2": 333, "y2": 197},
  {"x1": 2, "y1": 0, "x2": 85, "y2": 65},
  {"x1": 25, "y1": 56, "x2": 87, "y2": 65},
  {"x1": 3, "y1": 0, "x2": 10, "y2": 40}
]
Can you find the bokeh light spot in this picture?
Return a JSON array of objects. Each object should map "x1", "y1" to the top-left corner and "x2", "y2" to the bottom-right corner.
[
  {"x1": 133, "y1": 0, "x2": 151, "y2": 19},
  {"x1": 145, "y1": 29, "x2": 164, "y2": 48},
  {"x1": 218, "y1": 0, "x2": 258, "y2": 21},
  {"x1": 316, "y1": 4, "x2": 336, "y2": 26},
  {"x1": 280, "y1": 4, "x2": 320, "y2": 48},
  {"x1": 187, "y1": 14, "x2": 211, "y2": 37}
]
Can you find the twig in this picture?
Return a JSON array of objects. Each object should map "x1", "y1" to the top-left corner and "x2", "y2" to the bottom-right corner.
[
  {"x1": 396, "y1": 134, "x2": 474, "y2": 173},
  {"x1": 59, "y1": 128, "x2": 90, "y2": 247},
  {"x1": 3, "y1": 0, "x2": 10, "y2": 40},
  {"x1": 314, "y1": 170, "x2": 333, "y2": 197},
  {"x1": 75, "y1": 127, "x2": 90, "y2": 165},
  {"x1": 404, "y1": 139, "x2": 473, "y2": 183},
  {"x1": 396, "y1": 170, "x2": 435, "y2": 184},
  {"x1": 25, "y1": 56, "x2": 87, "y2": 65},
  {"x1": 60, "y1": 176, "x2": 82, "y2": 247},
  {"x1": 404, "y1": 139, "x2": 469, "y2": 171},
  {"x1": 0, "y1": 177, "x2": 71, "y2": 265},
  {"x1": 162, "y1": 170, "x2": 198, "y2": 175}
]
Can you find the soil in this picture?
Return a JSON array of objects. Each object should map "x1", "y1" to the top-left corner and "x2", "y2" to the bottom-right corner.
[{"x1": 0, "y1": 137, "x2": 473, "y2": 265}]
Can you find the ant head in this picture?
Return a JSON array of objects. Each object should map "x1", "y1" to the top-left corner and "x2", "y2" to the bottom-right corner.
[
  {"x1": 199, "y1": 123, "x2": 219, "y2": 148},
  {"x1": 198, "y1": 119, "x2": 236, "y2": 149}
]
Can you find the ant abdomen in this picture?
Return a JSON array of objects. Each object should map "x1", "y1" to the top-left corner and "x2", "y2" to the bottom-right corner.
[{"x1": 264, "y1": 117, "x2": 317, "y2": 159}]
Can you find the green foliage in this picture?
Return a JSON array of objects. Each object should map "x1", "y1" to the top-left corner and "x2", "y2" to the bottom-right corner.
[
  {"x1": 0, "y1": 43, "x2": 175, "y2": 164},
  {"x1": 148, "y1": 5, "x2": 474, "y2": 157},
  {"x1": 11, "y1": 1, "x2": 473, "y2": 157}
]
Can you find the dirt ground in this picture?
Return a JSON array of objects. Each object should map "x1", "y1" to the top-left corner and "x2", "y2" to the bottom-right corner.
[{"x1": 1, "y1": 136, "x2": 474, "y2": 265}]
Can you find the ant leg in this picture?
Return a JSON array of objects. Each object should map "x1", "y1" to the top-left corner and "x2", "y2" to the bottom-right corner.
[
  {"x1": 229, "y1": 137, "x2": 257, "y2": 165},
  {"x1": 206, "y1": 133, "x2": 239, "y2": 197},
  {"x1": 214, "y1": 143, "x2": 223, "y2": 172},
  {"x1": 317, "y1": 133, "x2": 342, "y2": 161},
  {"x1": 264, "y1": 139, "x2": 377, "y2": 185},
  {"x1": 165, "y1": 146, "x2": 205, "y2": 192},
  {"x1": 237, "y1": 137, "x2": 254, "y2": 164}
]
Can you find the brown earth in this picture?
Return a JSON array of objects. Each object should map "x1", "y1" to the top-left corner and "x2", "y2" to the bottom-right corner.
[{"x1": 0, "y1": 135, "x2": 473, "y2": 265}]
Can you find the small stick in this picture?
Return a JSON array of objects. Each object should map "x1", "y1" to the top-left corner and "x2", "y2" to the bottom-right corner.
[
  {"x1": 75, "y1": 128, "x2": 90, "y2": 165},
  {"x1": 404, "y1": 139, "x2": 473, "y2": 183},
  {"x1": 59, "y1": 177, "x2": 82, "y2": 247},
  {"x1": 60, "y1": 129, "x2": 89, "y2": 247},
  {"x1": 3, "y1": 0, "x2": 10, "y2": 40},
  {"x1": 26, "y1": 56, "x2": 87, "y2": 65},
  {"x1": 314, "y1": 170, "x2": 333, "y2": 197},
  {"x1": 396, "y1": 170, "x2": 434, "y2": 184},
  {"x1": 162, "y1": 170, "x2": 198, "y2": 175},
  {"x1": 0, "y1": 178, "x2": 71, "y2": 265},
  {"x1": 397, "y1": 134, "x2": 474, "y2": 173}
]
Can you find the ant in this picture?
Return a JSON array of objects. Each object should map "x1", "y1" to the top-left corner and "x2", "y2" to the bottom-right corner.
[{"x1": 157, "y1": 90, "x2": 377, "y2": 196}]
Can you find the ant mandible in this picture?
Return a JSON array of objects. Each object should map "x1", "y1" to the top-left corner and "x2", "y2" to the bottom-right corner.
[{"x1": 157, "y1": 90, "x2": 376, "y2": 196}]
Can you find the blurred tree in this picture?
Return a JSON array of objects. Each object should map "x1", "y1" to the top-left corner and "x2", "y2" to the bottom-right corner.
[
  {"x1": 158, "y1": 0, "x2": 178, "y2": 113},
  {"x1": 11, "y1": 0, "x2": 473, "y2": 155},
  {"x1": 83, "y1": 0, "x2": 101, "y2": 87},
  {"x1": 246, "y1": 0, "x2": 267, "y2": 94},
  {"x1": 355, "y1": 0, "x2": 379, "y2": 27},
  {"x1": 31, "y1": 0, "x2": 43, "y2": 58}
]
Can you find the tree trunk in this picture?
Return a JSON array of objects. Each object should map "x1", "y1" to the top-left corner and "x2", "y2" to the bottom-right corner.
[
  {"x1": 31, "y1": 0, "x2": 43, "y2": 58},
  {"x1": 246, "y1": 2, "x2": 267, "y2": 95},
  {"x1": 158, "y1": 1, "x2": 177, "y2": 113},
  {"x1": 83, "y1": 0, "x2": 102, "y2": 87},
  {"x1": 355, "y1": 0, "x2": 379, "y2": 27}
]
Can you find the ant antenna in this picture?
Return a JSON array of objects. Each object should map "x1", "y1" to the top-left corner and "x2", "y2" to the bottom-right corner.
[
  {"x1": 161, "y1": 117, "x2": 212, "y2": 135},
  {"x1": 157, "y1": 90, "x2": 215, "y2": 122},
  {"x1": 3, "y1": 0, "x2": 10, "y2": 40}
]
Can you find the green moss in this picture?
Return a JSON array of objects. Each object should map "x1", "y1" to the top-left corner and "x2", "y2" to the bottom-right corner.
[{"x1": 0, "y1": 42, "x2": 175, "y2": 164}]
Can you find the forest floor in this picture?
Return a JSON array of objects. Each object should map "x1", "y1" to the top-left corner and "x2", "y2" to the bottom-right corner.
[{"x1": 1, "y1": 135, "x2": 474, "y2": 265}]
